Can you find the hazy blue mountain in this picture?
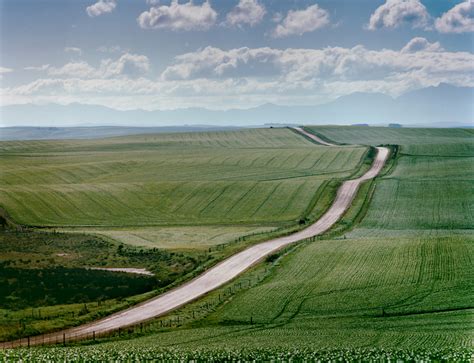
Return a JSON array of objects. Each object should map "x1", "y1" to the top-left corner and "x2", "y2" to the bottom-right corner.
[{"x1": 1, "y1": 84, "x2": 472, "y2": 129}]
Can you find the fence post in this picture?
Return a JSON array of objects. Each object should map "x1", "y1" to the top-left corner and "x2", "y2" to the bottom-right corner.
[
  {"x1": 28, "y1": 336, "x2": 30, "y2": 348},
  {"x1": 63, "y1": 333, "x2": 66, "y2": 346}
]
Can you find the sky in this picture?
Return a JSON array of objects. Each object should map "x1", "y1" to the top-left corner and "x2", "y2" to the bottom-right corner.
[{"x1": 0, "y1": 0, "x2": 473, "y2": 111}]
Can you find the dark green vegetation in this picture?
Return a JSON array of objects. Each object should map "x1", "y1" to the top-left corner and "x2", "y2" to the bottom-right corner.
[
  {"x1": 0, "y1": 228, "x2": 206, "y2": 341},
  {"x1": 4, "y1": 346, "x2": 472, "y2": 362},
  {"x1": 0, "y1": 265, "x2": 158, "y2": 309}
]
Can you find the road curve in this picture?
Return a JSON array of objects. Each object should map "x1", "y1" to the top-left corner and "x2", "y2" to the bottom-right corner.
[
  {"x1": 292, "y1": 127, "x2": 335, "y2": 146},
  {"x1": 1, "y1": 129, "x2": 389, "y2": 348}
]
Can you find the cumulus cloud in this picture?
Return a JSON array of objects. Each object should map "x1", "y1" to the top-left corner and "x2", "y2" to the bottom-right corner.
[
  {"x1": 137, "y1": 0, "x2": 217, "y2": 31},
  {"x1": 161, "y1": 46, "x2": 279, "y2": 80},
  {"x1": 401, "y1": 37, "x2": 443, "y2": 53},
  {"x1": 64, "y1": 47, "x2": 82, "y2": 56},
  {"x1": 7, "y1": 39, "x2": 474, "y2": 110},
  {"x1": 101, "y1": 53, "x2": 150, "y2": 78},
  {"x1": 47, "y1": 62, "x2": 98, "y2": 78},
  {"x1": 86, "y1": 0, "x2": 116, "y2": 17},
  {"x1": 224, "y1": 0, "x2": 266, "y2": 27},
  {"x1": 435, "y1": 0, "x2": 474, "y2": 33},
  {"x1": 26, "y1": 53, "x2": 150, "y2": 79},
  {"x1": 272, "y1": 4, "x2": 330, "y2": 38},
  {"x1": 368, "y1": 0, "x2": 430, "y2": 30},
  {"x1": 160, "y1": 39, "x2": 474, "y2": 89}
]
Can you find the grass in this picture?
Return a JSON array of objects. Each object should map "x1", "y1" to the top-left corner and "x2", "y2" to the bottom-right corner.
[
  {"x1": 59, "y1": 225, "x2": 278, "y2": 250},
  {"x1": 29, "y1": 125, "x2": 469, "y2": 356},
  {"x1": 305, "y1": 126, "x2": 473, "y2": 151},
  {"x1": 1, "y1": 126, "x2": 472, "y2": 359},
  {"x1": 0, "y1": 128, "x2": 366, "y2": 227},
  {"x1": 0, "y1": 228, "x2": 207, "y2": 341},
  {"x1": 0, "y1": 127, "x2": 369, "y2": 343}
]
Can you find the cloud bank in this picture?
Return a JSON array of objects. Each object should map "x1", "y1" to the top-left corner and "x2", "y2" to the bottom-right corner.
[{"x1": 5, "y1": 38, "x2": 473, "y2": 110}]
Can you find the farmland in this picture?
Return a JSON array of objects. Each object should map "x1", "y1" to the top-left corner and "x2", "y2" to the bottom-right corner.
[
  {"x1": 0, "y1": 127, "x2": 370, "y2": 342},
  {"x1": 0, "y1": 228, "x2": 206, "y2": 341},
  {"x1": 0, "y1": 126, "x2": 472, "y2": 360},
  {"x1": 0, "y1": 129, "x2": 366, "y2": 228}
]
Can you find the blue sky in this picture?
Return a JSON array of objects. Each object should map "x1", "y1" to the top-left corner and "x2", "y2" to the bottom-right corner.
[{"x1": 0, "y1": 0, "x2": 473, "y2": 110}]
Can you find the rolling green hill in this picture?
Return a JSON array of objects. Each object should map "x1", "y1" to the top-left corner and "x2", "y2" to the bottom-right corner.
[
  {"x1": 0, "y1": 128, "x2": 366, "y2": 228},
  {"x1": 32, "y1": 126, "x2": 470, "y2": 358},
  {"x1": 1, "y1": 126, "x2": 472, "y2": 361}
]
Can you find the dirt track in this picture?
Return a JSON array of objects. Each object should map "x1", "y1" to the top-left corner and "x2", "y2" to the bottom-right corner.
[{"x1": 1, "y1": 129, "x2": 389, "y2": 348}]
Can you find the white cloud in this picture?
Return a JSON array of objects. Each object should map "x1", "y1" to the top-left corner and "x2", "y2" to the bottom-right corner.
[
  {"x1": 272, "y1": 4, "x2": 330, "y2": 38},
  {"x1": 0, "y1": 66, "x2": 13, "y2": 80},
  {"x1": 160, "y1": 40, "x2": 474, "y2": 90},
  {"x1": 27, "y1": 53, "x2": 150, "y2": 79},
  {"x1": 137, "y1": 0, "x2": 217, "y2": 31},
  {"x1": 224, "y1": 0, "x2": 266, "y2": 27},
  {"x1": 100, "y1": 53, "x2": 150, "y2": 78},
  {"x1": 368, "y1": 0, "x2": 430, "y2": 30},
  {"x1": 24, "y1": 65, "x2": 50, "y2": 71},
  {"x1": 435, "y1": 0, "x2": 474, "y2": 34},
  {"x1": 97, "y1": 45, "x2": 124, "y2": 53},
  {"x1": 64, "y1": 47, "x2": 82, "y2": 56},
  {"x1": 86, "y1": 0, "x2": 117, "y2": 17},
  {"x1": 401, "y1": 37, "x2": 443, "y2": 53},
  {"x1": 6, "y1": 39, "x2": 474, "y2": 110},
  {"x1": 0, "y1": 67, "x2": 13, "y2": 74},
  {"x1": 161, "y1": 46, "x2": 279, "y2": 80},
  {"x1": 47, "y1": 62, "x2": 98, "y2": 78}
]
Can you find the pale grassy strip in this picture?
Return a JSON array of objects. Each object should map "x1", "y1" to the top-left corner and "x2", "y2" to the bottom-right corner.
[{"x1": 55, "y1": 226, "x2": 277, "y2": 250}]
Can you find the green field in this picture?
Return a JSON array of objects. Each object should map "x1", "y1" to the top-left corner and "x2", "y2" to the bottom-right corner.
[
  {"x1": 0, "y1": 129, "x2": 365, "y2": 227},
  {"x1": 60, "y1": 225, "x2": 278, "y2": 250},
  {"x1": 41, "y1": 126, "x2": 471, "y2": 355},
  {"x1": 0, "y1": 127, "x2": 370, "y2": 342},
  {"x1": 0, "y1": 126, "x2": 472, "y2": 360}
]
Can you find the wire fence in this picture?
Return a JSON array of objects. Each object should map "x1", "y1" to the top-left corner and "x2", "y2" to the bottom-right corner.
[{"x1": 0, "y1": 267, "x2": 276, "y2": 350}]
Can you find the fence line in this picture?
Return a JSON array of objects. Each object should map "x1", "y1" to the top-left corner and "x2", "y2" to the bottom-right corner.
[{"x1": 0, "y1": 264, "x2": 282, "y2": 350}]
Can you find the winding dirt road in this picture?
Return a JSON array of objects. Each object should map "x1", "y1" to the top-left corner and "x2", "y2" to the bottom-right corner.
[{"x1": 1, "y1": 128, "x2": 389, "y2": 348}]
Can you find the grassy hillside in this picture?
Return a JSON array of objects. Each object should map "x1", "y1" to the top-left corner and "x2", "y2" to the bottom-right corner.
[
  {"x1": 306, "y1": 126, "x2": 473, "y2": 149},
  {"x1": 0, "y1": 127, "x2": 370, "y2": 341},
  {"x1": 0, "y1": 128, "x2": 366, "y2": 228},
  {"x1": 61, "y1": 225, "x2": 277, "y2": 250},
  {"x1": 1, "y1": 127, "x2": 472, "y2": 360},
  {"x1": 22, "y1": 126, "x2": 468, "y2": 358}
]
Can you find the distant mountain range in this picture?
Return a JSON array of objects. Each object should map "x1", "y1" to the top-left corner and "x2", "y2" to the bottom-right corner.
[{"x1": 1, "y1": 84, "x2": 472, "y2": 129}]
